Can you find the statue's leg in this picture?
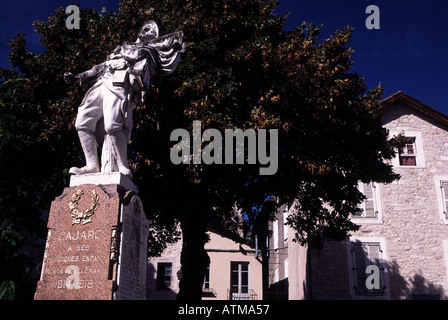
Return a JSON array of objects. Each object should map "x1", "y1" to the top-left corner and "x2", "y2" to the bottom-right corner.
[
  {"x1": 70, "y1": 82, "x2": 103, "y2": 175},
  {"x1": 69, "y1": 130, "x2": 100, "y2": 175},
  {"x1": 109, "y1": 130, "x2": 132, "y2": 177},
  {"x1": 102, "y1": 89, "x2": 132, "y2": 177}
]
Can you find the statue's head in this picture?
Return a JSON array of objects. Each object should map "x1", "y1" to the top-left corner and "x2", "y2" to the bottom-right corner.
[{"x1": 137, "y1": 20, "x2": 159, "y2": 43}]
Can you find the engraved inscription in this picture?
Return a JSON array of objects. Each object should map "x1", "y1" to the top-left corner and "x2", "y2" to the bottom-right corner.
[
  {"x1": 54, "y1": 265, "x2": 95, "y2": 289},
  {"x1": 46, "y1": 254, "x2": 109, "y2": 264},
  {"x1": 58, "y1": 229, "x2": 102, "y2": 241},
  {"x1": 47, "y1": 226, "x2": 109, "y2": 291},
  {"x1": 65, "y1": 265, "x2": 80, "y2": 289}
]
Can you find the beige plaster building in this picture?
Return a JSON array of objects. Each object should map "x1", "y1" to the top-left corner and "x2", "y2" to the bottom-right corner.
[
  {"x1": 147, "y1": 229, "x2": 263, "y2": 300},
  {"x1": 204, "y1": 231, "x2": 263, "y2": 300}
]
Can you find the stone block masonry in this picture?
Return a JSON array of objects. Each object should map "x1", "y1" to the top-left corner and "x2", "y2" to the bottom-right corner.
[
  {"x1": 309, "y1": 94, "x2": 448, "y2": 299},
  {"x1": 114, "y1": 193, "x2": 149, "y2": 300}
]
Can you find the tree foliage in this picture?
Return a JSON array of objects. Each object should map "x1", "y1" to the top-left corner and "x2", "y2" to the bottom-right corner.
[{"x1": 1, "y1": 0, "x2": 400, "y2": 299}]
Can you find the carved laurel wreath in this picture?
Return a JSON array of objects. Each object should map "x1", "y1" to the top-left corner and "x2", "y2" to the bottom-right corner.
[{"x1": 68, "y1": 189, "x2": 100, "y2": 225}]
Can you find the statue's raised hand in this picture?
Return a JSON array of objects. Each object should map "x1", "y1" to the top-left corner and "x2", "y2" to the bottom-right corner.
[{"x1": 64, "y1": 72, "x2": 79, "y2": 84}]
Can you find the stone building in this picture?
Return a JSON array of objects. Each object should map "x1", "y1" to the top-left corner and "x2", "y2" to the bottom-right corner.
[
  {"x1": 146, "y1": 227, "x2": 182, "y2": 300},
  {"x1": 304, "y1": 92, "x2": 448, "y2": 299}
]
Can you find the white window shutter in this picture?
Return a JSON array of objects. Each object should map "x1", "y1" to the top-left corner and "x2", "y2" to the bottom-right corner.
[
  {"x1": 363, "y1": 183, "x2": 377, "y2": 218},
  {"x1": 442, "y1": 182, "x2": 448, "y2": 217},
  {"x1": 368, "y1": 244, "x2": 380, "y2": 263},
  {"x1": 283, "y1": 210, "x2": 288, "y2": 242},
  {"x1": 273, "y1": 220, "x2": 279, "y2": 250},
  {"x1": 367, "y1": 244, "x2": 383, "y2": 294}
]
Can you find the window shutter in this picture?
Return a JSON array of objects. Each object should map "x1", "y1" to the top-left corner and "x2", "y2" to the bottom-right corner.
[
  {"x1": 442, "y1": 182, "x2": 448, "y2": 217},
  {"x1": 353, "y1": 243, "x2": 385, "y2": 295},
  {"x1": 273, "y1": 220, "x2": 279, "y2": 249},
  {"x1": 353, "y1": 244, "x2": 368, "y2": 294},
  {"x1": 363, "y1": 183, "x2": 376, "y2": 218},
  {"x1": 283, "y1": 210, "x2": 288, "y2": 242},
  {"x1": 367, "y1": 244, "x2": 383, "y2": 294},
  {"x1": 368, "y1": 244, "x2": 381, "y2": 265},
  {"x1": 156, "y1": 263, "x2": 172, "y2": 290}
]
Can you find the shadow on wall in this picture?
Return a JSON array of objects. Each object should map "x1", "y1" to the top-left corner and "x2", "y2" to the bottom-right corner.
[
  {"x1": 146, "y1": 262, "x2": 178, "y2": 300},
  {"x1": 351, "y1": 239, "x2": 445, "y2": 300},
  {"x1": 387, "y1": 260, "x2": 445, "y2": 300},
  {"x1": 265, "y1": 278, "x2": 289, "y2": 300}
]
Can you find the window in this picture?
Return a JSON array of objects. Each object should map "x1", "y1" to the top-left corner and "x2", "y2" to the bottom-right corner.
[
  {"x1": 351, "y1": 242, "x2": 385, "y2": 296},
  {"x1": 203, "y1": 264, "x2": 210, "y2": 290},
  {"x1": 230, "y1": 262, "x2": 249, "y2": 298},
  {"x1": 356, "y1": 182, "x2": 378, "y2": 219},
  {"x1": 399, "y1": 137, "x2": 417, "y2": 166},
  {"x1": 347, "y1": 237, "x2": 390, "y2": 299},
  {"x1": 202, "y1": 264, "x2": 217, "y2": 297},
  {"x1": 156, "y1": 263, "x2": 172, "y2": 290},
  {"x1": 389, "y1": 131, "x2": 425, "y2": 168},
  {"x1": 352, "y1": 182, "x2": 382, "y2": 223}
]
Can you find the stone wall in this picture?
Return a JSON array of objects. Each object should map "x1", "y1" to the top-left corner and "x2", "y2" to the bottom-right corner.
[
  {"x1": 114, "y1": 194, "x2": 149, "y2": 300},
  {"x1": 146, "y1": 233, "x2": 182, "y2": 300},
  {"x1": 310, "y1": 100, "x2": 448, "y2": 299}
]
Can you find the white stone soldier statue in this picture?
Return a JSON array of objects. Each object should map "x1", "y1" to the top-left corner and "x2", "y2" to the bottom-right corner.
[{"x1": 65, "y1": 20, "x2": 184, "y2": 177}]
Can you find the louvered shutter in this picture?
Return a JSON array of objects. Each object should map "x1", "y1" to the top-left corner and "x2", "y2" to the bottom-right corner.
[
  {"x1": 442, "y1": 182, "x2": 448, "y2": 218},
  {"x1": 353, "y1": 182, "x2": 364, "y2": 217},
  {"x1": 367, "y1": 244, "x2": 383, "y2": 294},
  {"x1": 363, "y1": 183, "x2": 376, "y2": 218},
  {"x1": 353, "y1": 242, "x2": 384, "y2": 295},
  {"x1": 353, "y1": 244, "x2": 368, "y2": 294}
]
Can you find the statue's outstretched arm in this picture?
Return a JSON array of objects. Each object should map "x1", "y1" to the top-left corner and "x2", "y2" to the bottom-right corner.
[{"x1": 64, "y1": 62, "x2": 106, "y2": 86}]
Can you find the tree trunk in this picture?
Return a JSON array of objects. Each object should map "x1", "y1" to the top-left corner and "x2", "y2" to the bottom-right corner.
[{"x1": 176, "y1": 215, "x2": 210, "y2": 300}]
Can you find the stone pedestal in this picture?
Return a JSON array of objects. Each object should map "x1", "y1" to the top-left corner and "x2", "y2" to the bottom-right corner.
[{"x1": 35, "y1": 173, "x2": 149, "y2": 300}]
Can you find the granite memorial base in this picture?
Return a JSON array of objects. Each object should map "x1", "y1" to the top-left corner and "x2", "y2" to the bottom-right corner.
[{"x1": 35, "y1": 173, "x2": 149, "y2": 300}]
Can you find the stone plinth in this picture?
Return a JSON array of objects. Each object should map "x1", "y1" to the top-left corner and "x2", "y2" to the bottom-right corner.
[
  {"x1": 35, "y1": 174, "x2": 149, "y2": 300},
  {"x1": 69, "y1": 172, "x2": 138, "y2": 193},
  {"x1": 114, "y1": 194, "x2": 149, "y2": 299}
]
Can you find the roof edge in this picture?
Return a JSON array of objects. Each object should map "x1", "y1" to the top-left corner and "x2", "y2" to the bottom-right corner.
[{"x1": 381, "y1": 91, "x2": 448, "y2": 127}]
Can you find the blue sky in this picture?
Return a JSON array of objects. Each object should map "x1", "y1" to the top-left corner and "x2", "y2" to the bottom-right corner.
[
  {"x1": 277, "y1": 0, "x2": 448, "y2": 115},
  {"x1": 1, "y1": 0, "x2": 447, "y2": 114}
]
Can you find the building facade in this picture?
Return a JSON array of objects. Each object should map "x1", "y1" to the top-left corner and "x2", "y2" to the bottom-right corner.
[
  {"x1": 147, "y1": 230, "x2": 263, "y2": 300},
  {"x1": 204, "y1": 231, "x2": 263, "y2": 300},
  {"x1": 148, "y1": 92, "x2": 448, "y2": 300},
  {"x1": 307, "y1": 92, "x2": 448, "y2": 299},
  {"x1": 266, "y1": 202, "x2": 308, "y2": 300},
  {"x1": 146, "y1": 231, "x2": 182, "y2": 300}
]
